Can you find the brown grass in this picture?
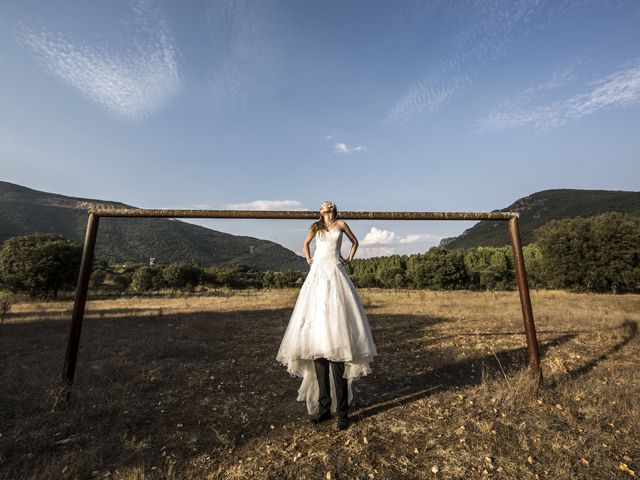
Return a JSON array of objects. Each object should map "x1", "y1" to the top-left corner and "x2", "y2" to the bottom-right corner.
[{"x1": 0, "y1": 289, "x2": 638, "y2": 479}]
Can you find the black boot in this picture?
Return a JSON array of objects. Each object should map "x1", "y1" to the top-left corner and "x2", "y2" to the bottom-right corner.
[
  {"x1": 336, "y1": 414, "x2": 349, "y2": 430},
  {"x1": 309, "y1": 411, "x2": 332, "y2": 424}
]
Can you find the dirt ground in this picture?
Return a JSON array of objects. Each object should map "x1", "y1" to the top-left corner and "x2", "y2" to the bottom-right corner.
[{"x1": 1, "y1": 288, "x2": 638, "y2": 479}]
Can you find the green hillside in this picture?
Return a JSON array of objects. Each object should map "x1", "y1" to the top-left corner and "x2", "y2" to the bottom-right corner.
[
  {"x1": 0, "y1": 181, "x2": 308, "y2": 271},
  {"x1": 440, "y1": 189, "x2": 640, "y2": 249}
]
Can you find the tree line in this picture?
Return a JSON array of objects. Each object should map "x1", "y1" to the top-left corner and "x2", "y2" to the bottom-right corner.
[{"x1": 1, "y1": 212, "x2": 638, "y2": 298}]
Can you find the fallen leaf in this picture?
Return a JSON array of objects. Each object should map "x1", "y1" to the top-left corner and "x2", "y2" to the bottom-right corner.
[{"x1": 618, "y1": 463, "x2": 636, "y2": 476}]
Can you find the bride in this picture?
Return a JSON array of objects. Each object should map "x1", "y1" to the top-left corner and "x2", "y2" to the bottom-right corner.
[{"x1": 276, "y1": 200, "x2": 378, "y2": 430}]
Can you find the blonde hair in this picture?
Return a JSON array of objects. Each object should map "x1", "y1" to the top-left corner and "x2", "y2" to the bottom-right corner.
[{"x1": 310, "y1": 200, "x2": 338, "y2": 236}]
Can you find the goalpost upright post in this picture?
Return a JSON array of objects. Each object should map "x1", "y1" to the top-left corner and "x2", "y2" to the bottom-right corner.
[{"x1": 61, "y1": 209, "x2": 542, "y2": 400}]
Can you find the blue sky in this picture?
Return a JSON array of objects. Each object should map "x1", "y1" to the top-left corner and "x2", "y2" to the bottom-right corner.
[{"x1": 1, "y1": 0, "x2": 639, "y2": 259}]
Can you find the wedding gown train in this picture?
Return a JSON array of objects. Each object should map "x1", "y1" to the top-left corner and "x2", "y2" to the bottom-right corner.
[{"x1": 275, "y1": 227, "x2": 378, "y2": 415}]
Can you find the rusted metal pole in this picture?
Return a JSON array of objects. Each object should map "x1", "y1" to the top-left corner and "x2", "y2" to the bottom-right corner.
[
  {"x1": 88, "y1": 207, "x2": 517, "y2": 221},
  {"x1": 62, "y1": 212, "x2": 100, "y2": 400},
  {"x1": 508, "y1": 216, "x2": 542, "y2": 385}
]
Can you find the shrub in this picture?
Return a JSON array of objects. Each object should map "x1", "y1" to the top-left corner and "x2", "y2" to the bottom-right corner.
[{"x1": 0, "y1": 233, "x2": 82, "y2": 299}]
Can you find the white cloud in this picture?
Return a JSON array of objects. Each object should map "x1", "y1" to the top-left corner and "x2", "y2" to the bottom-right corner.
[
  {"x1": 475, "y1": 59, "x2": 640, "y2": 132},
  {"x1": 399, "y1": 233, "x2": 441, "y2": 244},
  {"x1": 334, "y1": 142, "x2": 349, "y2": 154},
  {"x1": 361, "y1": 227, "x2": 396, "y2": 245},
  {"x1": 358, "y1": 227, "x2": 441, "y2": 255},
  {"x1": 15, "y1": 0, "x2": 182, "y2": 121},
  {"x1": 223, "y1": 200, "x2": 306, "y2": 210},
  {"x1": 333, "y1": 142, "x2": 367, "y2": 154},
  {"x1": 384, "y1": 0, "x2": 546, "y2": 127},
  {"x1": 355, "y1": 232, "x2": 443, "y2": 258}
]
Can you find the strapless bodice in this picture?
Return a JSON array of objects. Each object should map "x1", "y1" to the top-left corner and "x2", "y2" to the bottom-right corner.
[{"x1": 313, "y1": 229, "x2": 343, "y2": 264}]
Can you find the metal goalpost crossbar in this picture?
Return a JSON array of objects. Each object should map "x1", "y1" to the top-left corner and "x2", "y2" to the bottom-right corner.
[{"x1": 61, "y1": 208, "x2": 542, "y2": 400}]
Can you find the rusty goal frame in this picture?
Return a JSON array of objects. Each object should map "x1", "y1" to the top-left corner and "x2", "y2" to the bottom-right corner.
[{"x1": 62, "y1": 208, "x2": 542, "y2": 399}]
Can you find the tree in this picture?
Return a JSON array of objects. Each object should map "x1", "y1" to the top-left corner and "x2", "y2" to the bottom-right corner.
[
  {"x1": 111, "y1": 271, "x2": 133, "y2": 291},
  {"x1": 0, "y1": 233, "x2": 82, "y2": 298},
  {"x1": 463, "y1": 246, "x2": 515, "y2": 291},
  {"x1": 406, "y1": 253, "x2": 430, "y2": 288},
  {"x1": 161, "y1": 262, "x2": 202, "y2": 290},
  {"x1": 534, "y1": 212, "x2": 640, "y2": 293},
  {"x1": 262, "y1": 271, "x2": 276, "y2": 289},
  {"x1": 90, "y1": 268, "x2": 108, "y2": 289},
  {"x1": 522, "y1": 243, "x2": 546, "y2": 289},
  {"x1": 378, "y1": 266, "x2": 406, "y2": 288},
  {"x1": 131, "y1": 266, "x2": 160, "y2": 292},
  {"x1": 352, "y1": 272, "x2": 378, "y2": 288},
  {"x1": 407, "y1": 247, "x2": 469, "y2": 290},
  {"x1": 590, "y1": 212, "x2": 640, "y2": 293},
  {"x1": 0, "y1": 292, "x2": 11, "y2": 325}
]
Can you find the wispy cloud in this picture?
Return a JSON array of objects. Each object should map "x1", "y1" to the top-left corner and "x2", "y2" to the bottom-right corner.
[
  {"x1": 475, "y1": 59, "x2": 640, "y2": 132},
  {"x1": 519, "y1": 66, "x2": 576, "y2": 98},
  {"x1": 333, "y1": 142, "x2": 367, "y2": 154},
  {"x1": 15, "y1": 0, "x2": 182, "y2": 121},
  {"x1": 206, "y1": 0, "x2": 274, "y2": 109},
  {"x1": 384, "y1": 57, "x2": 471, "y2": 127},
  {"x1": 384, "y1": 0, "x2": 546, "y2": 127},
  {"x1": 324, "y1": 129, "x2": 339, "y2": 140},
  {"x1": 323, "y1": 129, "x2": 367, "y2": 154},
  {"x1": 223, "y1": 200, "x2": 306, "y2": 211},
  {"x1": 399, "y1": 233, "x2": 440, "y2": 244}
]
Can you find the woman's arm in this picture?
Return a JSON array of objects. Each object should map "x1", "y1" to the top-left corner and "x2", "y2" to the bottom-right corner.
[
  {"x1": 339, "y1": 220, "x2": 358, "y2": 264},
  {"x1": 303, "y1": 227, "x2": 315, "y2": 265}
]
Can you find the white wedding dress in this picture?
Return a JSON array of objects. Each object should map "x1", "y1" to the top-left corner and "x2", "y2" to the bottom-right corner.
[{"x1": 276, "y1": 227, "x2": 378, "y2": 415}]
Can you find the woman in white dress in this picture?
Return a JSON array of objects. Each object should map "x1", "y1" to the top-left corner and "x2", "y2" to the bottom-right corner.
[{"x1": 276, "y1": 200, "x2": 378, "y2": 430}]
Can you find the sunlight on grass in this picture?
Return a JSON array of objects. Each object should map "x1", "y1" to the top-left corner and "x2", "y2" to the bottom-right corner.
[{"x1": 0, "y1": 289, "x2": 638, "y2": 479}]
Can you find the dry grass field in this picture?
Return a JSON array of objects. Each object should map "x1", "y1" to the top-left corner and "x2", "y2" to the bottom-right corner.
[{"x1": 1, "y1": 288, "x2": 638, "y2": 479}]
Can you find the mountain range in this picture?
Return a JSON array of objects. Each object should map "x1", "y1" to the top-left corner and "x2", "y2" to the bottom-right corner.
[
  {"x1": 439, "y1": 189, "x2": 640, "y2": 249},
  {"x1": 2, "y1": 181, "x2": 638, "y2": 264},
  {"x1": 0, "y1": 181, "x2": 308, "y2": 271}
]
